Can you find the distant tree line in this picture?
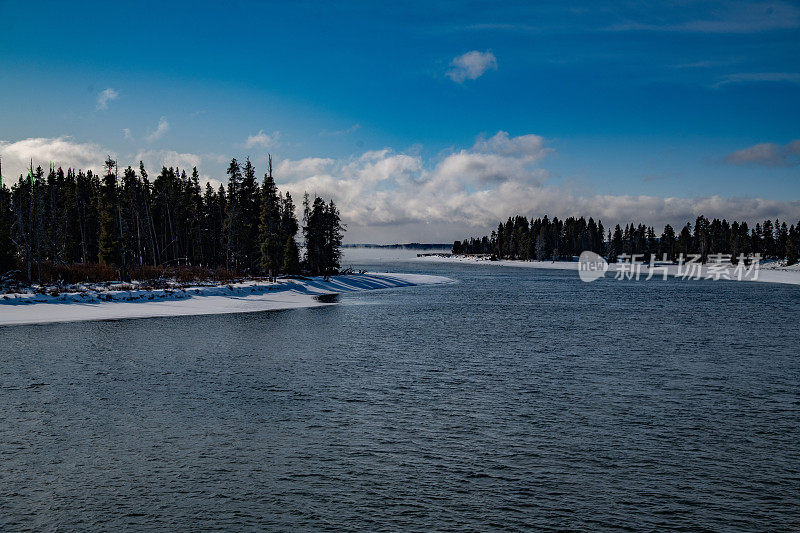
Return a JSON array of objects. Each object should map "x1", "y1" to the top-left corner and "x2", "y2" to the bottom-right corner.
[
  {"x1": 453, "y1": 214, "x2": 800, "y2": 264},
  {"x1": 0, "y1": 156, "x2": 344, "y2": 283}
]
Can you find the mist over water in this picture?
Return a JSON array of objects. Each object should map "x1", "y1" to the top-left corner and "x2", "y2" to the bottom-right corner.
[
  {"x1": 341, "y1": 246, "x2": 451, "y2": 265},
  {"x1": 2, "y1": 252, "x2": 799, "y2": 530}
]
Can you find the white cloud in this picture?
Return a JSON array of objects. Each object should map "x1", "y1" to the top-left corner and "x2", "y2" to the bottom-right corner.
[
  {"x1": 446, "y1": 50, "x2": 497, "y2": 83},
  {"x1": 0, "y1": 137, "x2": 112, "y2": 180},
  {"x1": 204, "y1": 153, "x2": 231, "y2": 165},
  {"x1": 725, "y1": 139, "x2": 800, "y2": 166},
  {"x1": 472, "y1": 131, "x2": 550, "y2": 158},
  {"x1": 668, "y1": 60, "x2": 735, "y2": 69},
  {"x1": 319, "y1": 124, "x2": 361, "y2": 136},
  {"x1": 607, "y1": 1, "x2": 800, "y2": 33},
  {"x1": 132, "y1": 149, "x2": 201, "y2": 172},
  {"x1": 0, "y1": 136, "x2": 218, "y2": 188},
  {"x1": 96, "y1": 88, "x2": 119, "y2": 110},
  {"x1": 714, "y1": 72, "x2": 800, "y2": 87},
  {"x1": 245, "y1": 130, "x2": 280, "y2": 148},
  {"x1": 276, "y1": 157, "x2": 336, "y2": 180},
  {"x1": 145, "y1": 117, "x2": 169, "y2": 142},
  {"x1": 434, "y1": 134, "x2": 550, "y2": 187},
  {"x1": 123, "y1": 128, "x2": 133, "y2": 140}
]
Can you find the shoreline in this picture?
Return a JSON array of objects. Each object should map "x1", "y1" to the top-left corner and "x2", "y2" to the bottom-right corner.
[
  {"x1": 0, "y1": 272, "x2": 453, "y2": 327},
  {"x1": 417, "y1": 254, "x2": 800, "y2": 286}
]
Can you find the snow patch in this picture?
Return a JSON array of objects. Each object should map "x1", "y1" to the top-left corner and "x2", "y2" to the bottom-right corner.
[
  {"x1": 0, "y1": 273, "x2": 453, "y2": 326},
  {"x1": 418, "y1": 255, "x2": 800, "y2": 286}
]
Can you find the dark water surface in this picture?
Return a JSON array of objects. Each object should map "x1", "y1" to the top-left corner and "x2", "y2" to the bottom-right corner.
[{"x1": 2, "y1": 258, "x2": 799, "y2": 531}]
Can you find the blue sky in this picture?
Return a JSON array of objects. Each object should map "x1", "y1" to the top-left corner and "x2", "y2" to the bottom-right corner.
[{"x1": 1, "y1": 0, "x2": 799, "y2": 242}]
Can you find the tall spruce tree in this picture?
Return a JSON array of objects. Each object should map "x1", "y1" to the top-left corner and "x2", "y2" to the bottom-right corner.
[
  {"x1": 280, "y1": 192, "x2": 299, "y2": 250},
  {"x1": 97, "y1": 157, "x2": 120, "y2": 266},
  {"x1": 303, "y1": 197, "x2": 326, "y2": 275},
  {"x1": 786, "y1": 223, "x2": 799, "y2": 265},
  {"x1": 281, "y1": 236, "x2": 300, "y2": 275},
  {"x1": 660, "y1": 224, "x2": 676, "y2": 261},
  {"x1": 609, "y1": 225, "x2": 623, "y2": 262},
  {"x1": 239, "y1": 157, "x2": 260, "y2": 271},
  {"x1": 0, "y1": 182, "x2": 15, "y2": 273},
  {"x1": 258, "y1": 158, "x2": 281, "y2": 280},
  {"x1": 224, "y1": 158, "x2": 242, "y2": 269},
  {"x1": 323, "y1": 200, "x2": 344, "y2": 278}
]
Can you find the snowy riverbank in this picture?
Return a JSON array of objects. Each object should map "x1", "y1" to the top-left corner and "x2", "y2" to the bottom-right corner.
[
  {"x1": 0, "y1": 273, "x2": 453, "y2": 326},
  {"x1": 417, "y1": 254, "x2": 800, "y2": 286}
]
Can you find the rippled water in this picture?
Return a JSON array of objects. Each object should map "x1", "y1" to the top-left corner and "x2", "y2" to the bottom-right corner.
[{"x1": 2, "y1": 257, "x2": 799, "y2": 530}]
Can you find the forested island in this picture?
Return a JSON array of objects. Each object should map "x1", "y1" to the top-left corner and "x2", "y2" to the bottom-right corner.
[
  {"x1": 0, "y1": 156, "x2": 344, "y2": 284},
  {"x1": 453, "y1": 215, "x2": 800, "y2": 264},
  {"x1": 342, "y1": 243, "x2": 451, "y2": 250}
]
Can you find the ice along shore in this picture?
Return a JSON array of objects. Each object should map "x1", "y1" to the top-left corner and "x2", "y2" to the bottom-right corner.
[
  {"x1": 417, "y1": 254, "x2": 800, "y2": 286},
  {"x1": 0, "y1": 273, "x2": 453, "y2": 327}
]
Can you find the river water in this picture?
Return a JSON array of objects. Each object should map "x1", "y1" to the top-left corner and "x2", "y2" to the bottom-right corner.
[{"x1": 1, "y1": 251, "x2": 799, "y2": 530}]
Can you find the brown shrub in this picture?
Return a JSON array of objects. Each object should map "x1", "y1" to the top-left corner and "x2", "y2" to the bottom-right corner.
[
  {"x1": 35, "y1": 262, "x2": 118, "y2": 284},
  {"x1": 129, "y1": 264, "x2": 165, "y2": 281},
  {"x1": 17, "y1": 261, "x2": 247, "y2": 285}
]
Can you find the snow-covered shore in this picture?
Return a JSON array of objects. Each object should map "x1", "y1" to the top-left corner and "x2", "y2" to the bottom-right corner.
[
  {"x1": 0, "y1": 273, "x2": 453, "y2": 326},
  {"x1": 418, "y1": 254, "x2": 800, "y2": 286}
]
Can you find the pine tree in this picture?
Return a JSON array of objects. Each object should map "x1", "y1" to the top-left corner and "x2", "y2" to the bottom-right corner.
[
  {"x1": 188, "y1": 167, "x2": 204, "y2": 265},
  {"x1": 323, "y1": 200, "x2": 344, "y2": 278},
  {"x1": 280, "y1": 192, "x2": 299, "y2": 252},
  {"x1": 646, "y1": 226, "x2": 658, "y2": 258},
  {"x1": 495, "y1": 222, "x2": 505, "y2": 258},
  {"x1": 534, "y1": 229, "x2": 545, "y2": 260},
  {"x1": 660, "y1": 224, "x2": 676, "y2": 261},
  {"x1": 786, "y1": 223, "x2": 799, "y2": 266},
  {"x1": 120, "y1": 166, "x2": 140, "y2": 266},
  {"x1": 30, "y1": 164, "x2": 46, "y2": 282},
  {"x1": 62, "y1": 168, "x2": 80, "y2": 263},
  {"x1": 762, "y1": 219, "x2": 775, "y2": 258},
  {"x1": 201, "y1": 183, "x2": 219, "y2": 266},
  {"x1": 239, "y1": 157, "x2": 260, "y2": 270},
  {"x1": 776, "y1": 222, "x2": 789, "y2": 259},
  {"x1": 739, "y1": 222, "x2": 751, "y2": 258},
  {"x1": 693, "y1": 215, "x2": 710, "y2": 260},
  {"x1": 224, "y1": 158, "x2": 242, "y2": 269},
  {"x1": 678, "y1": 223, "x2": 692, "y2": 258},
  {"x1": 97, "y1": 157, "x2": 120, "y2": 266},
  {"x1": 258, "y1": 159, "x2": 281, "y2": 280},
  {"x1": 281, "y1": 235, "x2": 300, "y2": 275},
  {"x1": 304, "y1": 197, "x2": 328, "y2": 275},
  {"x1": 138, "y1": 162, "x2": 159, "y2": 265},
  {"x1": 609, "y1": 225, "x2": 623, "y2": 262},
  {"x1": 0, "y1": 182, "x2": 15, "y2": 273},
  {"x1": 10, "y1": 169, "x2": 32, "y2": 280},
  {"x1": 752, "y1": 223, "x2": 763, "y2": 256}
]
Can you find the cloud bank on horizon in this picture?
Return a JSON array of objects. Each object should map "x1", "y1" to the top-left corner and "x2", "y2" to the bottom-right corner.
[{"x1": 2, "y1": 133, "x2": 798, "y2": 242}]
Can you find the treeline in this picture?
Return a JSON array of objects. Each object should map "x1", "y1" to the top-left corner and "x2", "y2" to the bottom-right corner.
[
  {"x1": 0, "y1": 156, "x2": 345, "y2": 283},
  {"x1": 454, "y1": 214, "x2": 800, "y2": 264}
]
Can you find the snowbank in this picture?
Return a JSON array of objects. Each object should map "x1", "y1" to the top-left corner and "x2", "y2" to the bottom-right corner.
[
  {"x1": 418, "y1": 255, "x2": 800, "y2": 286},
  {"x1": 0, "y1": 273, "x2": 453, "y2": 326}
]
